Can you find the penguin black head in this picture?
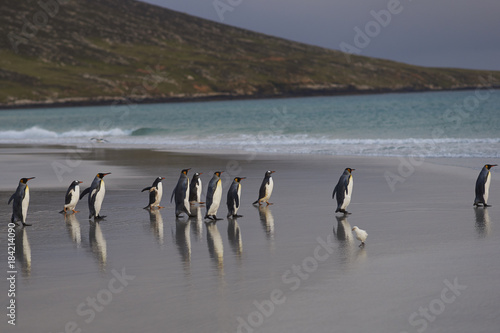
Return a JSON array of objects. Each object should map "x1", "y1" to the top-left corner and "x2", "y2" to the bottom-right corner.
[
  {"x1": 72, "y1": 180, "x2": 83, "y2": 185},
  {"x1": 346, "y1": 168, "x2": 355, "y2": 173},
  {"x1": 97, "y1": 172, "x2": 111, "y2": 179},
  {"x1": 214, "y1": 171, "x2": 223, "y2": 177},
  {"x1": 265, "y1": 170, "x2": 275, "y2": 176},
  {"x1": 20, "y1": 177, "x2": 35, "y2": 184},
  {"x1": 192, "y1": 172, "x2": 202, "y2": 178},
  {"x1": 485, "y1": 164, "x2": 498, "y2": 170},
  {"x1": 235, "y1": 177, "x2": 246, "y2": 182},
  {"x1": 181, "y1": 168, "x2": 191, "y2": 175}
]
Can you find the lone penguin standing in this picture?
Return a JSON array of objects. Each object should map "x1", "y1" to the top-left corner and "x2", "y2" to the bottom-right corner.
[
  {"x1": 474, "y1": 164, "x2": 497, "y2": 207},
  {"x1": 142, "y1": 177, "x2": 165, "y2": 210},
  {"x1": 61, "y1": 180, "x2": 83, "y2": 214},
  {"x1": 253, "y1": 170, "x2": 275, "y2": 206},
  {"x1": 205, "y1": 171, "x2": 224, "y2": 220},
  {"x1": 332, "y1": 168, "x2": 355, "y2": 214},
  {"x1": 227, "y1": 177, "x2": 245, "y2": 218},
  {"x1": 80, "y1": 173, "x2": 111, "y2": 220},
  {"x1": 8, "y1": 177, "x2": 35, "y2": 226}
]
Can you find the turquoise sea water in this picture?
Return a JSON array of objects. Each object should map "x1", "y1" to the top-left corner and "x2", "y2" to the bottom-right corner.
[{"x1": 1, "y1": 90, "x2": 499, "y2": 157}]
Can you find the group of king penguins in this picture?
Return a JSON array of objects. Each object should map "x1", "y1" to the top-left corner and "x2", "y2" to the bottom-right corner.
[
  {"x1": 8, "y1": 164, "x2": 497, "y2": 246},
  {"x1": 7, "y1": 169, "x2": 276, "y2": 226}
]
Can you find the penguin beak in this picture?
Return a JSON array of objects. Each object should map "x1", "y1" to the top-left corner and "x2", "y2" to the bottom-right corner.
[
  {"x1": 78, "y1": 181, "x2": 83, "y2": 184},
  {"x1": 26, "y1": 177, "x2": 35, "y2": 181},
  {"x1": 102, "y1": 172, "x2": 111, "y2": 177},
  {"x1": 270, "y1": 171, "x2": 276, "y2": 174}
]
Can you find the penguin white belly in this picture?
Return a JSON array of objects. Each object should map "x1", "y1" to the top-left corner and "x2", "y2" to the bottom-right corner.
[
  {"x1": 208, "y1": 182, "x2": 222, "y2": 215},
  {"x1": 232, "y1": 185, "x2": 242, "y2": 214},
  {"x1": 94, "y1": 181, "x2": 106, "y2": 216},
  {"x1": 196, "y1": 180, "x2": 202, "y2": 201},
  {"x1": 263, "y1": 178, "x2": 274, "y2": 201},
  {"x1": 68, "y1": 187, "x2": 80, "y2": 210},
  {"x1": 341, "y1": 177, "x2": 353, "y2": 210},
  {"x1": 22, "y1": 187, "x2": 30, "y2": 223},
  {"x1": 183, "y1": 181, "x2": 191, "y2": 214},
  {"x1": 484, "y1": 172, "x2": 491, "y2": 203},
  {"x1": 154, "y1": 183, "x2": 163, "y2": 206}
]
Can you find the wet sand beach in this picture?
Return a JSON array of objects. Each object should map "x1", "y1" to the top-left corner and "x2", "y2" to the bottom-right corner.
[{"x1": 1, "y1": 145, "x2": 499, "y2": 333}]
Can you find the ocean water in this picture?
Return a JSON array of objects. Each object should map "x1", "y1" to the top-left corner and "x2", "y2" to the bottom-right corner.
[{"x1": 1, "y1": 90, "x2": 499, "y2": 157}]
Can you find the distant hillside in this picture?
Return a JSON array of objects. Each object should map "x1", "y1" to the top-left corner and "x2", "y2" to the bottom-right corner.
[{"x1": 1, "y1": 0, "x2": 499, "y2": 108}]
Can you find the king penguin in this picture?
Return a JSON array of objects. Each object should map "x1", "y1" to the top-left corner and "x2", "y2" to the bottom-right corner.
[
  {"x1": 171, "y1": 169, "x2": 191, "y2": 217},
  {"x1": 8, "y1": 177, "x2": 35, "y2": 226},
  {"x1": 142, "y1": 177, "x2": 165, "y2": 209},
  {"x1": 61, "y1": 180, "x2": 83, "y2": 214},
  {"x1": 205, "y1": 171, "x2": 224, "y2": 220},
  {"x1": 474, "y1": 164, "x2": 497, "y2": 207},
  {"x1": 227, "y1": 177, "x2": 246, "y2": 218},
  {"x1": 253, "y1": 170, "x2": 275, "y2": 206},
  {"x1": 189, "y1": 172, "x2": 203, "y2": 204},
  {"x1": 80, "y1": 172, "x2": 111, "y2": 220},
  {"x1": 332, "y1": 168, "x2": 355, "y2": 214}
]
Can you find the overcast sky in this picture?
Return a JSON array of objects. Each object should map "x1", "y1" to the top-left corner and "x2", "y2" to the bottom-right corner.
[{"x1": 141, "y1": 0, "x2": 500, "y2": 71}]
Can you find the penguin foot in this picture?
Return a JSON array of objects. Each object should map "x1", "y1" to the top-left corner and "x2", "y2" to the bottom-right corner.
[
  {"x1": 484, "y1": 204, "x2": 491, "y2": 207},
  {"x1": 158, "y1": 206, "x2": 165, "y2": 209},
  {"x1": 72, "y1": 210, "x2": 80, "y2": 213},
  {"x1": 266, "y1": 202, "x2": 274, "y2": 206},
  {"x1": 95, "y1": 215, "x2": 106, "y2": 221},
  {"x1": 59, "y1": 209, "x2": 66, "y2": 214},
  {"x1": 359, "y1": 242, "x2": 365, "y2": 248},
  {"x1": 22, "y1": 223, "x2": 32, "y2": 227}
]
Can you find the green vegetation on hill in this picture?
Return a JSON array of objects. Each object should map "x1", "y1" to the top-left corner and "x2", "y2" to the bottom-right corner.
[{"x1": 1, "y1": 0, "x2": 499, "y2": 107}]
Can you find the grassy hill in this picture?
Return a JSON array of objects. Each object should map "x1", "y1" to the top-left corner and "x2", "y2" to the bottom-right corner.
[{"x1": 1, "y1": 0, "x2": 499, "y2": 108}]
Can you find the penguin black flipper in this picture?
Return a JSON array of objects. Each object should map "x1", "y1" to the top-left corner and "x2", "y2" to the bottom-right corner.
[
  {"x1": 170, "y1": 187, "x2": 176, "y2": 203},
  {"x1": 148, "y1": 188, "x2": 157, "y2": 206},
  {"x1": 65, "y1": 190, "x2": 74, "y2": 205},
  {"x1": 204, "y1": 185, "x2": 215, "y2": 219},
  {"x1": 257, "y1": 179, "x2": 268, "y2": 202},
  {"x1": 80, "y1": 187, "x2": 91, "y2": 200},
  {"x1": 141, "y1": 186, "x2": 152, "y2": 192},
  {"x1": 8, "y1": 193, "x2": 15, "y2": 205}
]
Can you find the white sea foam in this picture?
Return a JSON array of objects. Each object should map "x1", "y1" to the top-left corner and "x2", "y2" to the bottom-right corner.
[{"x1": 0, "y1": 127, "x2": 498, "y2": 157}]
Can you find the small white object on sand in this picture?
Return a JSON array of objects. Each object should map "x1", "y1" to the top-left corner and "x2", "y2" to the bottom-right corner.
[{"x1": 352, "y1": 226, "x2": 368, "y2": 246}]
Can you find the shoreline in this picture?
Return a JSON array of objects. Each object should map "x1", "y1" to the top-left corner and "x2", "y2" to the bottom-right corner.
[
  {"x1": 1, "y1": 86, "x2": 499, "y2": 110},
  {"x1": 1, "y1": 143, "x2": 499, "y2": 333}
]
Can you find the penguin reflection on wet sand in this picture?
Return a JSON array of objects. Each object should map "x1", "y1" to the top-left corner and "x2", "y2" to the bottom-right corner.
[
  {"x1": 227, "y1": 177, "x2": 245, "y2": 218},
  {"x1": 61, "y1": 180, "x2": 83, "y2": 214},
  {"x1": 205, "y1": 171, "x2": 224, "y2": 221},
  {"x1": 189, "y1": 172, "x2": 204, "y2": 204},
  {"x1": 142, "y1": 177, "x2": 165, "y2": 209},
  {"x1": 8, "y1": 177, "x2": 35, "y2": 226},
  {"x1": 80, "y1": 173, "x2": 111, "y2": 220},
  {"x1": 253, "y1": 170, "x2": 275, "y2": 206},
  {"x1": 332, "y1": 168, "x2": 355, "y2": 214},
  {"x1": 474, "y1": 164, "x2": 497, "y2": 207},
  {"x1": 171, "y1": 169, "x2": 191, "y2": 218}
]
